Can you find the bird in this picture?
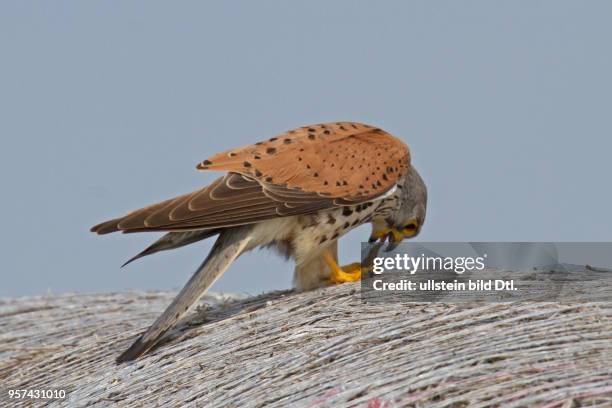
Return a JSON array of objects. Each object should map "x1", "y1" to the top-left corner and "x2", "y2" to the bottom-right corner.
[{"x1": 91, "y1": 122, "x2": 427, "y2": 363}]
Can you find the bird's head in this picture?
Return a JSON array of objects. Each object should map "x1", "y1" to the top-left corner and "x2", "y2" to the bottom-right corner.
[{"x1": 369, "y1": 166, "x2": 427, "y2": 250}]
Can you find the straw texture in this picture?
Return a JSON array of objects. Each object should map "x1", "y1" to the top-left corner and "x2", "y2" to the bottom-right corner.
[{"x1": 1, "y1": 284, "x2": 611, "y2": 407}]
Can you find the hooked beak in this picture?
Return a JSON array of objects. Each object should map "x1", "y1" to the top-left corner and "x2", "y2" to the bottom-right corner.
[{"x1": 384, "y1": 229, "x2": 404, "y2": 252}]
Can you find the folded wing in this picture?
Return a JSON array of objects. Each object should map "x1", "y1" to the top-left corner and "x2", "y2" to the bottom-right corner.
[{"x1": 91, "y1": 122, "x2": 410, "y2": 235}]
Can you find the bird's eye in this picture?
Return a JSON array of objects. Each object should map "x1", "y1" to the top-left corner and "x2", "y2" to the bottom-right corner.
[{"x1": 403, "y1": 223, "x2": 417, "y2": 231}]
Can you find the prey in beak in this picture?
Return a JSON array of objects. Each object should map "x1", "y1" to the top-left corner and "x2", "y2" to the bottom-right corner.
[{"x1": 369, "y1": 218, "x2": 420, "y2": 252}]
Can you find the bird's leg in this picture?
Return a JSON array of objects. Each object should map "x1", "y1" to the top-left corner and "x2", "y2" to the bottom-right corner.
[{"x1": 322, "y1": 249, "x2": 362, "y2": 284}]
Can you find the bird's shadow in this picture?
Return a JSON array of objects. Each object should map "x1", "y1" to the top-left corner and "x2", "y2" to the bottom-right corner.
[{"x1": 142, "y1": 289, "x2": 295, "y2": 357}]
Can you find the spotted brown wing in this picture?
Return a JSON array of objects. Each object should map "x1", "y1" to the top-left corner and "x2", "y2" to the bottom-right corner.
[
  {"x1": 92, "y1": 122, "x2": 410, "y2": 234},
  {"x1": 198, "y1": 122, "x2": 410, "y2": 200}
]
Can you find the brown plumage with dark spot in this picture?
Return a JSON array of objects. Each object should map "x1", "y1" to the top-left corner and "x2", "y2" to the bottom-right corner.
[{"x1": 91, "y1": 121, "x2": 426, "y2": 363}]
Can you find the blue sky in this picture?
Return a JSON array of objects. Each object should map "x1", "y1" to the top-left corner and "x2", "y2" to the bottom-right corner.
[{"x1": 1, "y1": 1, "x2": 611, "y2": 296}]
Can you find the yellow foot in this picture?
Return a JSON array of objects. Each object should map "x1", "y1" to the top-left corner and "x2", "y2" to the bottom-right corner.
[
  {"x1": 323, "y1": 251, "x2": 362, "y2": 284},
  {"x1": 333, "y1": 262, "x2": 362, "y2": 284}
]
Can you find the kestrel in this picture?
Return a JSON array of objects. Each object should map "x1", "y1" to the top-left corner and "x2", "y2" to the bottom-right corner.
[{"x1": 91, "y1": 122, "x2": 427, "y2": 362}]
